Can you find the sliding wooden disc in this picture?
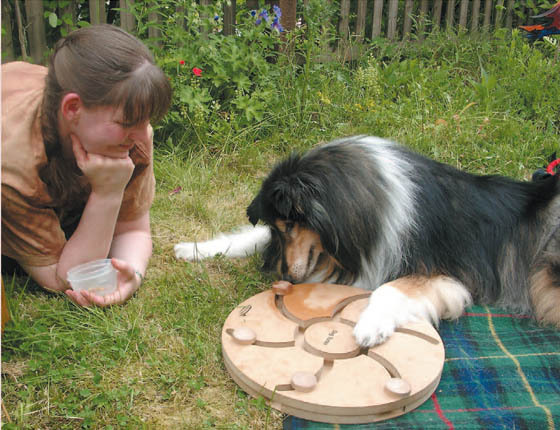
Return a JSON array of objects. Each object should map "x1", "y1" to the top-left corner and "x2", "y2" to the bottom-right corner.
[{"x1": 222, "y1": 283, "x2": 445, "y2": 424}]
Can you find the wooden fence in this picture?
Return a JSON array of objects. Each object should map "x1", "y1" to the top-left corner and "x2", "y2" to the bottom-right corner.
[
  {"x1": 1, "y1": 0, "x2": 542, "y2": 65},
  {"x1": 339, "y1": 0, "x2": 521, "y2": 41}
]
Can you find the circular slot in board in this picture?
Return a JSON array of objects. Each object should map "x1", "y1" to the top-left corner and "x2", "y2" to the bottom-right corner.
[{"x1": 222, "y1": 283, "x2": 444, "y2": 424}]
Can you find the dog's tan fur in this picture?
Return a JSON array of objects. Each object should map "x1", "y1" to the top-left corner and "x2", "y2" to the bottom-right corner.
[
  {"x1": 274, "y1": 220, "x2": 325, "y2": 282},
  {"x1": 531, "y1": 267, "x2": 560, "y2": 326}
]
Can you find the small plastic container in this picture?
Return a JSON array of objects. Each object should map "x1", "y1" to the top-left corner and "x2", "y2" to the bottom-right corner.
[{"x1": 67, "y1": 259, "x2": 117, "y2": 296}]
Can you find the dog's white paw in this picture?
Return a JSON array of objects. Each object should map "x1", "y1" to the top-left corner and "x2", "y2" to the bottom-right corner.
[
  {"x1": 174, "y1": 226, "x2": 271, "y2": 262},
  {"x1": 174, "y1": 242, "x2": 212, "y2": 261},
  {"x1": 353, "y1": 309, "x2": 398, "y2": 347},
  {"x1": 352, "y1": 283, "x2": 430, "y2": 347}
]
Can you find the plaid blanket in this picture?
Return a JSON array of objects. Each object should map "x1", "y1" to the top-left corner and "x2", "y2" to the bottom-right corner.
[{"x1": 283, "y1": 305, "x2": 560, "y2": 430}]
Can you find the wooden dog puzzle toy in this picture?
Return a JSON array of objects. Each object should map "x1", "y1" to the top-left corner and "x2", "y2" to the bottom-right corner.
[{"x1": 221, "y1": 282, "x2": 445, "y2": 424}]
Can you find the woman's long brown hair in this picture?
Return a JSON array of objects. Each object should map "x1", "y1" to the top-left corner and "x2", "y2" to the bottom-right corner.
[{"x1": 39, "y1": 24, "x2": 172, "y2": 223}]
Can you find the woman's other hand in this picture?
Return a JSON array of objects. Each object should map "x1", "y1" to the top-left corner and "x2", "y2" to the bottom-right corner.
[{"x1": 64, "y1": 258, "x2": 141, "y2": 307}]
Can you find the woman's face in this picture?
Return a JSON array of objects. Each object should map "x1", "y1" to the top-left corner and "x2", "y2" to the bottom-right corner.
[{"x1": 72, "y1": 105, "x2": 150, "y2": 159}]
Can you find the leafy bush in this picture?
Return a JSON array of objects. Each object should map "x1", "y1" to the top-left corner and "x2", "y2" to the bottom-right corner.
[
  {"x1": 123, "y1": 1, "x2": 286, "y2": 150},
  {"x1": 120, "y1": 1, "x2": 560, "y2": 157}
]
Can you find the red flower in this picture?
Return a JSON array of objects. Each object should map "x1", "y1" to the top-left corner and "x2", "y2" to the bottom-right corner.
[
  {"x1": 192, "y1": 67, "x2": 202, "y2": 77},
  {"x1": 179, "y1": 60, "x2": 185, "y2": 65}
]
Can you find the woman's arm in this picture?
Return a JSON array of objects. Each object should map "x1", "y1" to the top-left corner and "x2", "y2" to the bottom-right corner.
[
  {"x1": 65, "y1": 211, "x2": 152, "y2": 307},
  {"x1": 23, "y1": 211, "x2": 152, "y2": 306},
  {"x1": 21, "y1": 136, "x2": 134, "y2": 292}
]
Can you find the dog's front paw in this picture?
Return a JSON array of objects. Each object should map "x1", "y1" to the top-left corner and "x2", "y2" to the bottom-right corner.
[
  {"x1": 174, "y1": 242, "x2": 203, "y2": 261},
  {"x1": 353, "y1": 309, "x2": 398, "y2": 347},
  {"x1": 352, "y1": 283, "x2": 420, "y2": 347}
]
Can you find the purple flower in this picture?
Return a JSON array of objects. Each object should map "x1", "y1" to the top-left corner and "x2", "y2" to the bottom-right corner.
[
  {"x1": 250, "y1": 10, "x2": 256, "y2": 17},
  {"x1": 259, "y1": 9, "x2": 269, "y2": 22},
  {"x1": 273, "y1": 5, "x2": 282, "y2": 18},
  {"x1": 272, "y1": 17, "x2": 284, "y2": 33}
]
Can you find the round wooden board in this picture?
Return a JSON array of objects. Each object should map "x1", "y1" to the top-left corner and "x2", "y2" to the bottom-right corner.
[{"x1": 222, "y1": 283, "x2": 445, "y2": 424}]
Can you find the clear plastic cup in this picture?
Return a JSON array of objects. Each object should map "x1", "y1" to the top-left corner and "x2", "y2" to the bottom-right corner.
[{"x1": 67, "y1": 259, "x2": 117, "y2": 296}]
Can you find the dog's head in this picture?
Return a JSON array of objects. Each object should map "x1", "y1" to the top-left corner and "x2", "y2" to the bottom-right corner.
[{"x1": 247, "y1": 145, "x2": 373, "y2": 284}]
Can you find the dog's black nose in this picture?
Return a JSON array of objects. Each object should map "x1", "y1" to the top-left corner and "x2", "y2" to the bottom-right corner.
[{"x1": 282, "y1": 274, "x2": 297, "y2": 283}]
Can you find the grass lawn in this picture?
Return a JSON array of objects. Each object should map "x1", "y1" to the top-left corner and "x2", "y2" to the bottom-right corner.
[{"x1": 2, "y1": 31, "x2": 559, "y2": 429}]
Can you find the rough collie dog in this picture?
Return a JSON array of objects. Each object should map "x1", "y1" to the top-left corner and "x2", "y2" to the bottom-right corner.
[{"x1": 175, "y1": 136, "x2": 560, "y2": 346}]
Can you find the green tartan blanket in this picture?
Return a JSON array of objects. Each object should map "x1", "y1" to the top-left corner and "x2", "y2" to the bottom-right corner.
[{"x1": 283, "y1": 305, "x2": 560, "y2": 430}]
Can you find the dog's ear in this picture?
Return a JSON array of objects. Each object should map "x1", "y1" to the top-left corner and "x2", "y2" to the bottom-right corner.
[
  {"x1": 270, "y1": 180, "x2": 305, "y2": 219},
  {"x1": 247, "y1": 192, "x2": 262, "y2": 225}
]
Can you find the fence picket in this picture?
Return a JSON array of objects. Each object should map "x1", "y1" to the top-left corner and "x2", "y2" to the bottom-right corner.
[
  {"x1": 446, "y1": 0, "x2": 456, "y2": 28},
  {"x1": 418, "y1": 0, "x2": 430, "y2": 40},
  {"x1": 387, "y1": 0, "x2": 398, "y2": 40},
  {"x1": 459, "y1": 0, "x2": 469, "y2": 29},
  {"x1": 339, "y1": 0, "x2": 351, "y2": 40},
  {"x1": 433, "y1": 0, "x2": 443, "y2": 29},
  {"x1": 355, "y1": 0, "x2": 368, "y2": 42},
  {"x1": 371, "y1": 0, "x2": 384, "y2": 39},
  {"x1": 471, "y1": 0, "x2": 481, "y2": 33},
  {"x1": 483, "y1": 0, "x2": 492, "y2": 32},
  {"x1": 403, "y1": 0, "x2": 414, "y2": 39}
]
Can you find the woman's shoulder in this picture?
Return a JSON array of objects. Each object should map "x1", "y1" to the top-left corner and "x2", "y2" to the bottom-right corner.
[
  {"x1": 2, "y1": 61, "x2": 48, "y2": 89},
  {"x1": 2, "y1": 62, "x2": 49, "y2": 199}
]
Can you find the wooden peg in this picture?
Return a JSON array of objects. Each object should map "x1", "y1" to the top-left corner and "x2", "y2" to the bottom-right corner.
[
  {"x1": 272, "y1": 280, "x2": 293, "y2": 296},
  {"x1": 291, "y1": 371, "x2": 317, "y2": 392},
  {"x1": 384, "y1": 377, "x2": 411, "y2": 397},
  {"x1": 231, "y1": 327, "x2": 257, "y2": 345}
]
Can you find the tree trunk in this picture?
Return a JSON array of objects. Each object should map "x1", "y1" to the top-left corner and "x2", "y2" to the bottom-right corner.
[{"x1": 24, "y1": 0, "x2": 47, "y2": 64}]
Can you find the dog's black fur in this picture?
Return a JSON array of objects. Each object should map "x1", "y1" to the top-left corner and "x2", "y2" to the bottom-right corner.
[{"x1": 246, "y1": 136, "x2": 560, "y2": 321}]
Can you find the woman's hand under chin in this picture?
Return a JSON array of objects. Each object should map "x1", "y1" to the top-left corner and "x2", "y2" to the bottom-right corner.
[{"x1": 71, "y1": 134, "x2": 134, "y2": 197}]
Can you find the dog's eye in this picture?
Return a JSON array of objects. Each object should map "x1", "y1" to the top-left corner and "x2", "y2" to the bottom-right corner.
[{"x1": 285, "y1": 221, "x2": 294, "y2": 233}]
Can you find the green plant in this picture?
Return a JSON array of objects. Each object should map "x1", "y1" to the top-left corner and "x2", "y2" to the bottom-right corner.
[{"x1": 123, "y1": 1, "x2": 287, "y2": 151}]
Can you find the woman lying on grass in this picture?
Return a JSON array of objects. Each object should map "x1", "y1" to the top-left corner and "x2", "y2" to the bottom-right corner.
[{"x1": 1, "y1": 25, "x2": 172, "y2": 307}]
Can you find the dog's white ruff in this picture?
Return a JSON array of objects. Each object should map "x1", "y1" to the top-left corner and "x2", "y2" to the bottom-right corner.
[{"x1": 174, "y1": 225, "x2": 270, "y2": 261}]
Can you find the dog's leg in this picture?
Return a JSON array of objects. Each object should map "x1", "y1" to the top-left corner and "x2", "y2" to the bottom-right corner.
[
  {"x1": 353, "y1": 275, "x2": 472, "y2": 347},
  {"x1": 174, "y1": 225, "x2": 270, "y2": 261},
  {"x1": 530, "y1": 231, "x2": 560, "y2": 327}
]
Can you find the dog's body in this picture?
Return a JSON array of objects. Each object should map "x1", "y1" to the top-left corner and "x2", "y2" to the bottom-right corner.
[{"x1": 175, "y1": 136, "x2": 560, "y2": 346}]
